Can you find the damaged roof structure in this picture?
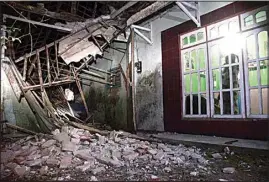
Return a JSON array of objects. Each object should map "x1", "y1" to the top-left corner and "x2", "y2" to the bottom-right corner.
[{"x1": 0, "y1": 1, "x2": 169, "y2": 134}]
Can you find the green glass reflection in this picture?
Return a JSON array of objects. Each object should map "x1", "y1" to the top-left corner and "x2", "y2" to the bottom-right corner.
[
  {"x1": 258, "y1": 31, "x2": 268, "y2": 58},
  {"x1": 213, "y1": 69, "x2": 220, "y2": 90},
  {"x1": 244, "y1": 15, "x2": 254, "y2": 26},
  {"x1": 200, "y1": 71, "x2": 206, "y2": 92},
  {"x1": 261, "y1": 60, "x2": 269, "y2": 86},
  {"x1": 191, "y1": 73, "x2": 199, "y2": 93},
  {"x1": 184, "y1": 52, "x2": 190, "y2": 72},
  {"x1": 191, "y1": 50, "x2": 197, "y2": 71},
  {"x1": 184, "y1": 74, "x2": 191, "y2": 93},
  {"x1": 256, "y1": 11, "x2": 267, "y2": 23},
  {"x1": 190, "y1": 34, "x2": 196, "y2": 43},
  {"x1": 198, "y1": 48, "x2": 205, "y2": 69},
  {"x1": 183, "y1": 37, "x2": 188, "y2": 45}
]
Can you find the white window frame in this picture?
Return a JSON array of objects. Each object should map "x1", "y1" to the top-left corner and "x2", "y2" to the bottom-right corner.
[
  {"x1": 240, "y1": 6, "x2": 269, "y2": 31},
  {"x1": 180, "y1": 27, "x2": 206, "y2": 49},
  {"x1": 207, "y1": 37, "x2": 246, "y2": 118},
  {"x1": 181, "y1": 43, "x2": 210, "y2": 118},
  {"x1": 207, "y1": 16, "x2": 240, "y2": 41},
  {"x1": 242, "y1": 26, "x2": 269, "y2": 118}
]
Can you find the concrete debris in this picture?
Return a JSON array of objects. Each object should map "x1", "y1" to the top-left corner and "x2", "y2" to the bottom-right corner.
[
  {"x1": 224, "y1": 147, "x2": 230, "y2": 154},
  {"x1": 223, "y1": 167, "x2": 235, "y2": 174},
  {"x1": 91, "y1": 166, "x2": 106, "y2": 175},
  {"x1": 190, "y1": 171, "x2": 198, "y2": 176},
  {"x1": 90, "y1": 176, "x2": 98, "y2": 181},
  {"x1": 1, "y1": 127, "x2": 212, "y2": 179},
  {"x1": 39, "y1": 166, "x2": 48, "y2": 175},
  {"x1": 41, "y1": 140, "x2": 57, "y2": 148},
  {"x1": 212, "y1": 153, "x2": 223, "y2": 159},
  {"x1": 14, "y1": 165, "x2": 30, "y2": 177}
]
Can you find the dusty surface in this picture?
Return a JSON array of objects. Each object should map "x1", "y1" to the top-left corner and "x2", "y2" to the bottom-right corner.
[{"x1": 1, "y1": 127, "x2": 268, "y2": 181}]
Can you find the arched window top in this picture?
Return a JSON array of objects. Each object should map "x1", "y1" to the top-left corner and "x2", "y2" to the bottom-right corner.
[
  {"x1": 183, "y1": 37, "x2": 188, "y2": 46},
  {"x1": 255, "y1": 11, "x2": 267, "y2": 23},
  {"x1": 244, "y1": 15, "x2": 254, "y2": 27},
  {"x1": 189, "y1": 34, "x2": 196, "y2": 44},
  {"x1": 197, "y1": 32, "x2": 204, "y2": 41}
]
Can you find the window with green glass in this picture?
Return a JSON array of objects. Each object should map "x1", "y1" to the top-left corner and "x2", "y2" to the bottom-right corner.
[
  {"x1": 197, "y1": 32, "x2": 204, "y2": 41},
  {"x1": 183, "y1": 37, "x2": 188, "y2": 46},
  {"x1": 244, "y1": 15, "x2": 254, "y2": 26},
  {"x1": 255, "y1": 11, "x2": 267, "y2": 23},
  {"x1": 190, "y1": 34, "x2": 196, "y2": 43},
  {"x1": 198, "y1": 48, "x2": 206, "y2": 69}
]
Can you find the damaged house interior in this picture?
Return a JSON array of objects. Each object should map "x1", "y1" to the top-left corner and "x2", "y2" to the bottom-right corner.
[{"x1": 0, "y1": 1, "x2": 269, "y2": 181}]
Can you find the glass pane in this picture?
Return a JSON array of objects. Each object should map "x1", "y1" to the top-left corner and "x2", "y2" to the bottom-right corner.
[
  {"x1": 220, "y1": 44, "x2": 227, "y2": 65},
  {"x1": 192, "y1": 94, "x2": 199, "y2": 114},
  {"x1": 229, "y1": 21, "x2": 238, "y2": 33},
  {"x1": 244, "y1": 15, "x2": 254, "y2": 27},
  {"x1": 233, "y1": 91, "x2": 241, "y2": 115},
  {"x1": 184, "y1": 52, "x2": 190, "y2": 72},
  {"x1": 200, "y1": 71, "x2": 206, "y2": 92},
  {"x1": 232, "y1": 65, "x2": 240, "y2": 88},
  {"x1": 197, "y1": 32, "x2": 204, "y2": 41},
  {"x1": 191, "y1": 73, "x2": 199, "y2": 93},
  {"x1": 210, "y1": 27, "x2": 218, "y2": 39},
  {"x1": 248, "y1": 62, "x2": 258, "y2": 87},
  {"x1": 250, "y1": 89, "x2": 260, "y2": 114},
  {"x1": 260, "y1": 60, "x2": 269, "y2": 86},
  {"x1": 184, "y1": 74, "x2": 191, "y2": 93},
  {"x1": 185, "y1": 95, "x2": 191, "y2": 115},
  {"x1": 262, "y1": 88, "x2": 269, "y2": 115},
  {"x1": 191, "y1": 50, "x2": 197, "y2": 71},
  {"x1": 223, "y1": 91, "x2": 231, "y2": 114},
  {"x1": 183, "y1": 37, "x2": 188, "y2": 45},
  {"x1": 230, "y1": 53, "x2": 239, "y2": 64},
  {"x1": 219, "y1": 23, "x2": 229, "y2": 37},
  {"x1": 198, "y1": 48, "x2": 205, "y2": 69},
  {"x1": 213, "y1": 69, "x2": 220, "y2": 90},
  {"x1": 221, "y1": 66, "x2": 230, "y2": 89},
  {"x1": 246, "y1": 34, "x2": 256, "y2": 60},
  {"x1": 190, "y1": 34, "x2": 196, "y2": 43},
  {"x1": 201, "y1": 93, "x2": 207, "y2": 115},
  {"x1": 214, "y1": 92, "x2": 221, "y2": 114},
  {"x1": 256, "y1": 11, "x2": 267, "y2": 23},
  {"x1": 258, "y1": 31, "x2": 268, "y2": 58},
  {"x1": 211, "y1": 45, "x2": 219, "y2": 67}
]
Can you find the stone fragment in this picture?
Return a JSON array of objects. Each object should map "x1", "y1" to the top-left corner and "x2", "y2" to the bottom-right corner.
[
  {"x1": 25, "y1": 159, "x2": 42, "y2": 167},
  {"x1": 90, "y1": 176, "x2": 98, "y2": 181},
  {"x1": 52, "y1": 129, "x2": 60, "y2": 136},
  {"x1": 148, "y1": 149, "x2": 157, "y2": 155},
  {"x1": 123, "y1": 152, "x2": 139, "y2": 161},
  {"x1": 74, "y1": 150, "x2": 93, "y2": 161},
  {"x1": 224, "y1": 147, "x2": 230, "y2": 154},
  {"x1": 62, "y1": 141, "x2": 78, "y2": 152},
  {"x1": 60, "y1": 155, "x2": 72, "y2": 169},
  {"x1": 222, "y1": 167, "x2": 235, "y2": 174},
  {"x1": 153, "y1": 152, "x2": 165, "y2": 160},
  {"x1": 96, "y1": 156, "x2": 122, "y2": 167},
  {"x1": 40, "y1": 166, "x2": 48, "y2": 175},
  {"x1": 15, "y1": 156, "x2": 26, "y2": 164},
  {"x1": 91, "y1": 167, "x2": 106, "y2": 175},
  {"x1": 82, "y1": 141, "x2": 90, "y2": 145},
  {"x1": 164, "y1": 167, "x2": 171, "y2": 172},
  {"x1": 54, "y1": 132, "x2": 70, "y2": 143},
  {"x1": 212, "y1": 153, "x2": 223, "y2": 159},
  {"x1": 41, "y1": 140, "x2": 56, "y2": 148},
  {"x1": 14, "y1": 165, "x2": 30, "y2": 177},
  {"x1": 46, "y1": 158, "x2": 60, "y2": 166},
  {"x1": 71, "y1": 138, "x2": 80, "y2": 144},
  {"x1": 111, "y1": 150, "x2": 121, "y2": 159},
  {"x1": 190, "y1": 171, "x2": 198, "y2": 176},
  {"x1": 76, "y1": 161, "x2": 93, "y2": 172},
  {"x1": 1, "y1": 150, "x2": 15, "y2": 164},
  {"x1": 5, "y1": 162, "x2": 18, "y2": 170},
  {"x1": 26, "y1": 154, "x2": 41, "y2": 161},
  {"x1": 95, "y1": 134, "x2": 105, "y2": 144}
]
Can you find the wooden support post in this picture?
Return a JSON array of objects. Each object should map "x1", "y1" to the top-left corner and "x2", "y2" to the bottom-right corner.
[
  {"x1": 22, "y1": 55, "x2": 28, "y2": 81},
  {"x1": 28, "y1": 56, "x2": 37, "y2": 77},
  {"x1": 45, "y1": 45, "x2": 52, "y2": 86},
  {"x1": 36, "y1": 50, "x2": 45, "y2": 103},
  {"x1": 54, "y1": 41, "x2": 59, "y2": 77},
  {"x1": 72, "y1": 67, "x2": 89, "y2": 117}
]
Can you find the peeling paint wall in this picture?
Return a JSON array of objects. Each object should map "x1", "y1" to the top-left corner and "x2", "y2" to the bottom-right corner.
[
  {"x1": 134, "y1": 2, "x2": 232, "y2": 131},
  {"x1": 1, "y1": 64, "x2": 40, "y2": 132}
]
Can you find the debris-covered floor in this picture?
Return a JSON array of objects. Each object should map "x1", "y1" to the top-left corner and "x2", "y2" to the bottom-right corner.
[{"x1": 1, "y1": 126, "x2": 268, "y2": 181}]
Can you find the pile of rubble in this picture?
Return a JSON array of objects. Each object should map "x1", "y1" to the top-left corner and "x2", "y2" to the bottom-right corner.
[{"x1": 1, "y1": 126, "x2": 210, "y2": 180}]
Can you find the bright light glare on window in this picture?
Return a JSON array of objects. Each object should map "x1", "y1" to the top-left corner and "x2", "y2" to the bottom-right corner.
[{"x1": 221, "y1": 33, "x2": 243, "y2": 55}]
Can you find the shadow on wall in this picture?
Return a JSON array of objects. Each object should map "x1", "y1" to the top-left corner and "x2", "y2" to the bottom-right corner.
[
  {"x1": 136, "y1": 63, "x2": 164, "y2": 131},
  {"x1": 85, "y1": 86, "x2": 127, "y2": 130}
]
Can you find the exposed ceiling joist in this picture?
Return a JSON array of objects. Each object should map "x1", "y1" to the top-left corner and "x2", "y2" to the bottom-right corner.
[
  {"x1": 111, "y1": 1, "x2": 138, "y2": 19},
  {"x1": 3, "y1": 14, "x2": 72, "y2": 32}
]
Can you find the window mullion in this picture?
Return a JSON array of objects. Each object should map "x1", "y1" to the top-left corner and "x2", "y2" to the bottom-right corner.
[{"x1": 229, "y1": 55, "x2": 234, "y2": 115}]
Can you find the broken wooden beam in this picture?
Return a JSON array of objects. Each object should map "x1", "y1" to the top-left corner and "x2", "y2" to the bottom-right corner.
[
  {"x1": 23, "y1": 79, "x2": 75, "y2": 91},
  {"x1": 5, "y1": 123, "x2": 37, "y2": 135},
  {"x1": 3, "y1": 14, "x2": 72, "y2": 32},
  {"x1": 22, "y1": 56, "x2": 28, "y2": 81},
  {"x1": 54, "y1": 42, "x2": 59, "y2": 77},
  {"x1": 45, "y1": 45, "x2": 52, "y2": 86},
  {"x1": 6, "y1": 2, "x2": 85, "y2": 22},
  {"x1": 111, "y1": 1, "x2": 138, "y2": 18}
]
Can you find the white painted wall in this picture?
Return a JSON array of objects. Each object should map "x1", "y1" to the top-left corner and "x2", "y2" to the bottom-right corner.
[{"x1": 134, "y1": 2, "x2": 233, "y2": 131}]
